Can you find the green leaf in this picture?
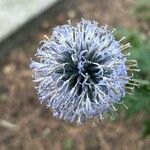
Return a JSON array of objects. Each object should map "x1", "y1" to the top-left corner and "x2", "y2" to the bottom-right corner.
[{"x1": 125, "y1": 85, "x2": 150, "y2": 118}]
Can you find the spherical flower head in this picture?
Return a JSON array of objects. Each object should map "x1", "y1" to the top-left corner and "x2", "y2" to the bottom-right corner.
[{"x1": 30, "y1": 19, "x2": 139, "y2": 124}]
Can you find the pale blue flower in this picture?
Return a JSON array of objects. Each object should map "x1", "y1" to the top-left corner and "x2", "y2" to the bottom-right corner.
[{"x1": 30, "y1": 19, "x2": 139, "y2": 124}]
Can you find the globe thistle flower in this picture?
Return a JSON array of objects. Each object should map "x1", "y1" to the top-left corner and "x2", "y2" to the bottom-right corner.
[{"x1": 30, "y1": 19, "x2": 139, "y2": 124}]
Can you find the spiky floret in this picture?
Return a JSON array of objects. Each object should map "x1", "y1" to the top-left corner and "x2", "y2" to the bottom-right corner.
[{"x1": 30, "y1": 19, "x2": 139, "y2": 124}]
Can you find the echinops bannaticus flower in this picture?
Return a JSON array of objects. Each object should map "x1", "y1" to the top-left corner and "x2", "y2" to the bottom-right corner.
[{"x1": 30, "y1": 19, "x2": 139, "y2": 124}]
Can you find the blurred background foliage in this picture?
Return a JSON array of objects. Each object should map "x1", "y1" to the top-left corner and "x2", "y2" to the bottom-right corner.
[
  {"x1": 133, "y1": 0, "x2": 150, "y2": 22},
  {"x1": 116, "y1": 0, "x2": 150, "y2": 138}
]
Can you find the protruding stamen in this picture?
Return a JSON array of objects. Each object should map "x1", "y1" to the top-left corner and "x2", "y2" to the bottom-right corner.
[
  {"x1": 126, "y1": 91, "x2": 133, "y2": 95},
  {"x1": 119, "y1": 36, "x2": 126, "y2": 43},
  {"x1": 127, "y1": 62, "x2": 138, "y2": 69},
  {"x1": 126, "y1": 60, "x2": 137, "y2": 63},
  {"x1": 127, "y1": 68, "x2": 140, "y2": 72},
  {"x1": 124, "y1": 52, "x2": 131, "y2": 57},
  {"x1": 127, "y1": 82, "x2": 140, "y2": 87},
  {"x1": 43, "y1": 35, "x2": 49, "y2": 40},
  {"x1": 68, "y1": 19, "x2": 71, "y2": 25},
  {"x1": 125, "y1": 86, "x2": 135, "y2": 91},
  {"x1": 72, "y1": 28, "x2": 76, "y2": 42},
  {"x1": 110, "y1": 28, "x2": 116, "y2": 35},
  {"x1": 120, "y1": 43, "x2": 131, "y2": 51}
]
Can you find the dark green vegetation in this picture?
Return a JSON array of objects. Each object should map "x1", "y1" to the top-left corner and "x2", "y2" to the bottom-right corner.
[{"x1": 116, "y1": 0, "x2": 150, "y2": 138}]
